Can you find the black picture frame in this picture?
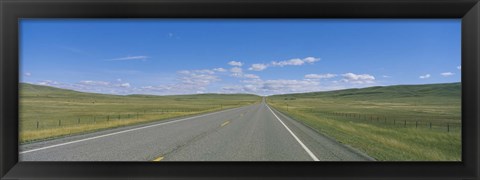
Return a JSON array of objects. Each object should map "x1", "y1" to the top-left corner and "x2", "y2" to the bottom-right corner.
[{"x1": 1, "y1": 0, "x2": 479, "y2": 179}]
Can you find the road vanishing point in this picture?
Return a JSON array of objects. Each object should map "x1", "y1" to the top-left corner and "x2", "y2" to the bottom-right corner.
[{"x1": 19, "y1": 98, "x2": 374, "y2": 161}]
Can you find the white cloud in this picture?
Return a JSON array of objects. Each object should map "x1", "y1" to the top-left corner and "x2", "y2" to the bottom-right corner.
[
  {"x1": 230, "y1": 67, "x2": 243, "y2": 77},
  {"x1": 241, "y1": 56, "x2": 320, "y2": 73},
  {"x1": 78, "y1": 80, "x2": 133, "y2": 90},
  {"x1": 303, "y1": 57, "x2": 320, "y2": 63},
  {"x1": 213, "y1": 68, "x2": 227, "y2": 72},
  {"x1": 228, "y1": 61, "x2": 243, "y2": 66},
  {"x1": 248, "y1": 63, "x2": 268, "y2": 71},
  {"x1": 419, "y1": 74, "x2": 431, "y2": 79},
  {"x1": 178, "y1": 69, "x2": 216, "y2": 75},
  {"x1": 179, "y1": 71, "x2": 219, "y2": 86},
  {"x1": 341, "y1": 73, "x2": 375, "y2": 84},
  {"x1": 304, "y1": 73, "x2": 336, "y2": 79},
  {"x1": 230, "y1": 67, "x2": 243, "y2": 73},
  {"x1": 441, "y1": 72, "x2": 454, "y2": 77},
  {"x1": 235, "y1": 70, "x2": 377, "y2": 94},
  {"x1": 32, "y1": 70, "x2": 380, "y2": 96},
  {"x1": 243, "y1": 74, "x2": 260, "y2": 79},
  {"x1": 140, "y1": 85, "x2": 172, "y2": 92},
  {"x1": 166, "y1": 32, "x2": 181, "y2": 39},
  {"x1": 37, "y1": 80, "x2": 59, "y2": 86},
  {"x1": 222, "y1": 77, "x2": 340, "y2": 95},
  {"x1": 34, "y1": 79, "x2": 136, "y2": 95},
  {"x1": 271, "y1": 57, "x2": 320, "y2": 67},
  {"x1": 24, "y1": 72, "x2": 32, "y2": 77},
  {"x1": 194, "y1": 69, "x2": 215, "y2": 74},
  {"x1": 108, "y1": 56, "x2": 149, "y2": 61},
  {"x1": 272, "y1": 58, "x2": 304, "y2": 66},
  {"x1": 32, "y1": 53, "x2": 389, "y2": 96},
  {"x1": 79, "y1": 80, "x2": 110, "y2": 86},
  {"x1": 221, "y1": 85, "x2": 243, "y2": 92},
  {"x1": 457, "y1": 66, "x2": 461, "y2": 70},
  {"x1": 243, "y1": 84, "x2": 257, "y2": 92},
  {"x1": 382, "y1": 75, "x2": 391, "y2": 78},
  {"x1": 178, "y1": 70, "x2": 190, "y2": 75},
  {"x1": 118, "y1": 83, "x2": 131, "y2": 88},
  {"x1": 261, "y1": 79, "x2": 321, "y2": 94},
  {"x1": 140, "y1": 69, "x2": 220, "y2": 95}
]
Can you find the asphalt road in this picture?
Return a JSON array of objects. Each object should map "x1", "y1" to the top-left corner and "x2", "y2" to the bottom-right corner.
[{"x1": 19, "y1": 99, "x2": 374, "y2": 161}]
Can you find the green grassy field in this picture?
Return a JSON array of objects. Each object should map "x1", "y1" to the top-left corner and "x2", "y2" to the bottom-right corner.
[
  {"x1": 20, "y1": 83, "x2": 262, "y2": 143},
  {"x1": 267, "y1": 82, "x2": 461, "y2": 161}
]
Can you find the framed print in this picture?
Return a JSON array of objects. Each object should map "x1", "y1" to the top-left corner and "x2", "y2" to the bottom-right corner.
[{"x1": 1, "y1": 0, "x2": 479, "y2": 179}]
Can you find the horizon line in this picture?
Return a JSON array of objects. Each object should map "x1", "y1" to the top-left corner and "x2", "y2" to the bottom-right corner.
[{"x1": 20, "y1": 81, "x2": 461, "y2": 97}]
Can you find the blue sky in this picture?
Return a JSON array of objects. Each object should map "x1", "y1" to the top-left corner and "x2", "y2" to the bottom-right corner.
[{"x1": 20, "y1": 19, "x2": 461, "y2": 95}]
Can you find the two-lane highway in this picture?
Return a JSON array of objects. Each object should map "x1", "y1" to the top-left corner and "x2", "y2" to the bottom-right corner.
[{"x1": 20, "y1": 99, "x2": 374, "y2": 161}]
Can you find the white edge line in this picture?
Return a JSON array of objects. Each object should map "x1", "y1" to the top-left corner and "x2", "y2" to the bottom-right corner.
[
  {"x1": 19, "y1": 106, "x2": 246, "y2": 154},
  {"x1": 266, "y1": 104, "x2": 320, "y2": 161}
]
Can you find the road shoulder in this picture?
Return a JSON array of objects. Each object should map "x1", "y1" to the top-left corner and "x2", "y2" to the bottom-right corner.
[{"x1": 266, "y1": 104, "x2": 376, "y2": 161}]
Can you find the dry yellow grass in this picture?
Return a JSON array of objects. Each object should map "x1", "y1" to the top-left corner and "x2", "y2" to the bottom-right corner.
[
  {"x1": 20, "y1": 83, "x2": 262, "y2": 143},
  {"x1": 267, "y1": 83, "x2": 461, "y2": 160}
]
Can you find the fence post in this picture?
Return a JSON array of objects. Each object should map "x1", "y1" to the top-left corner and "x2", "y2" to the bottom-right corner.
[
  {"x1": 36, "y1": 121, "x2": 39, "y2": 129},
  {"x1": 429, "y1": 122, "x2": 432, "y2": 129},
  {"x1": 78, "y1": 118, "x2": 80, "y2": 124},
  {"x1": 59, "y1": 120, "x2": 61, "y2": 126},
  {"x1": 394, "y1": 119, "x2": 396, "y2": 125},
  {"x1": 447, "y1": 123, "x2": 450, "y2": 132}
]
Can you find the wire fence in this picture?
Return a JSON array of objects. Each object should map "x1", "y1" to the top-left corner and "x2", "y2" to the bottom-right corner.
[
  {"x1": 27, "y1": 105, "x2": 232, "y2": 131},
  {"x1": 279, "y1": 106, "x2": 461, "y2": 133}
]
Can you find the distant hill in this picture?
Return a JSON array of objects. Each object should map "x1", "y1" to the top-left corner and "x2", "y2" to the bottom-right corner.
[
  {"x1": 269, "y1": 82, "x2": 461, "y2": 100},
  {"x1": 19, "y1": 83, "x2": 260, "y2": 99},
  {"x1": 21, "y1": 82, "x2": 461, "y2": 100},
  {"x1": 20, "y1": 83, "x2": 120, "y2": 98},
  {"x1": 21, "y1": 83, "x2": 77, "y2": 94}
]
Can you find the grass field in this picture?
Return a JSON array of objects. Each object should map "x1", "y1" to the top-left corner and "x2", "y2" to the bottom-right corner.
[
  {"x1": 20, "y1": 83, "x2": 262, "y2": 143},
  {"x1": 267, "y1": 82, "x2": 461, "y2": 161}
]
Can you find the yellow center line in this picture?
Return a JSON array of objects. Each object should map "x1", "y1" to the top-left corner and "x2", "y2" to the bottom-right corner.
[
  {"x1": 152, "y1": 156, "x2": 164, "y2": 161},
  {"x1": 221, "y1": 121, "x2": 230, "y2": 127}
]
